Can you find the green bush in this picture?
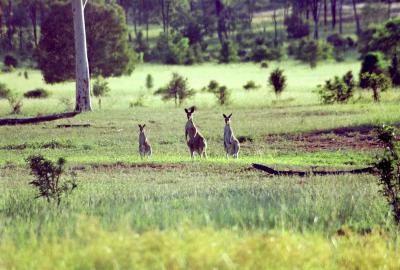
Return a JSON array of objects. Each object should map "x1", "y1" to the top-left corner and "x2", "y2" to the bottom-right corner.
[
  {"x1": 219, "y1": 40, "x2": 239, "y2": 63},
  {"x1": 214, "y1": 86, "x2": 231, "y2": 106},
  {"x1": 359, "y1": 51, "x2": 386, "y2": 88},
  {"x1": 24, "y1": 88, "x2": 49, "y2": 99},
  {"x1": 260, "y1": 61, "x2": 269, "y2": 68},
  {"x1": 207, "y1": 80, "x2": 219, "y2": 92},
  {"x1": 326, "y1": 34, "x2": 350, "y2": 62},
  {"x1": 317, "y1": 73, "x2": 355, "y2": 104},
  {"x1": 0, "y1": 83, "x2": 11, "y2": 99},
  {"x1": 361, "y1": 72, "x2": 391, "y2": 102},
  {"x1": 145, "y1": 74, "x2": 154, "y2": 91},
  {"x1": 3, "y1": 54, "x2": 18, "y2": 68},
  {"x1": 284, "y1": 15, "x2": 310, "y2": 39},
  {"x1": 152, "y1": 33, "x2": 195, "y2": 65},
  {"x1": 92, "y1": 76, "x2": 111, "y2": 109},
  {"x1": 7, "y1": 95, "x2": 23, "y2": 114},
  {"x1": 251, "y1": 45, "x2": 282, "y2": 62},
  {"x1": 288, "y1": 39, "x2": 332, "y2": 68},
  {"x1": 154, "y1": 73, "x2": 194, "y2": 106},
  {"x1": 389, "y1": 56, "x2": 400, "y2": 86},
  {"x1": 243, "y1": 80, "x2": 259, "y2": 91},
  {"x1": 269, "y1": 68, "x2": 287, "y2": 97}
]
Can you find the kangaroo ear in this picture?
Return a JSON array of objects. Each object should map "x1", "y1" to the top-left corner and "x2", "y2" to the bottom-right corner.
[
  {"x1": 184, "y1": 108, "x2": 188, "y2": 113},
  {"x1": 190, "y1": 106, "x2": 196, "y2": 113},
  {"x1": 228, "y1": 113, "x2": 232, "y2": 118},
  {"x1": 138, "y1": 124, "x2": 141, "y2": 128},
  {"x1": 143, "y1": 124, "x2": 146, "y2": 128},
  {"x1": 223, "y1": 114, "x2": 227, "y2": 118}
]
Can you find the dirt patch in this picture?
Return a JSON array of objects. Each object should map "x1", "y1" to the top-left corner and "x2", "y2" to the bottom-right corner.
[{"x1": 266, "y1": 125, "x2": 390, "y2": 152}]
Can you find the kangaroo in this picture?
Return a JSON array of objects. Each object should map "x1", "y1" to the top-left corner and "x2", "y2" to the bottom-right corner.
[
  {"x1": 184, "y1": 106, "x2": 207, "y2": 158},
  {"x1": 138, "y1": 124, "x2": 152, "y2": 158},
  {"x1": 223, "y1": 113, "x2": 240, "y2": 158}
]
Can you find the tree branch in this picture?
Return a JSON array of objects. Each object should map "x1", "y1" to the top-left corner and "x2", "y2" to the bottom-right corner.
[
  {"x1": 83, "y1": 0, "x2": 88, "y2": 9},
  {"x1": 0, "y1": 112, "x2": 80, "y2": 126}
]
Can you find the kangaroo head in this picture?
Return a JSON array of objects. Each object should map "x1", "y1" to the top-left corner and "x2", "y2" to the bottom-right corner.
[
  {"x1": 138, "y1": 124, "x2": 146, "y2": 132},
  {"x1": 184, "y1": 106, "x2": 196, "y2": 120},
  {"x1": 223, "y1": 113, "x2": 232, "y2": 124}
]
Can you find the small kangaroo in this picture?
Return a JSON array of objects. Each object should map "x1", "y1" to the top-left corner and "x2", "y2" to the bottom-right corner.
[
  {"x1": 223, "y1": 113, "x2": 240, "y2": 158},
  {"x1": 138, "y1": 124, "x2": 152, "y2": 158},
  {"x1": 184, "y1": 106, "x2": 207, "y2": 158}
]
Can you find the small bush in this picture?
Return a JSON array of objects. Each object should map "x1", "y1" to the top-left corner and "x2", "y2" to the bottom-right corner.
[
  {"x1": 207, "y1": 80, "x2": 220, "y2": 92},
  {"x1": 317, "y1": 75, "x2": 354, "y2": 104},
  {"x1": 0, "y1": 83, "x2": 11, "y2": 99},
  {"x1": 4, "y1": 54, "x2": 18, "y2": 68},
  {"x1": 284, "y1": 15, "x2": 310, "y2": 39},
  {"x1": 343, "y1": 71, "x2": 356, "y2": 92},
  {"x1": 219, "y1": 40, "x2": 239, "y2": 63},
  {"x1": 214, "y1": 86, "x2": 231, "y2": 106},
  {"x1": 24, "y1": 88, "x2": 49, "y2": 99},
  {"x1": 359, "y1": 51, "x2": 386, "y2": 88},
  {"x1": 327, "y1": 34, "x2": 350, "y2": 62},
  {"x1": 146, "y1": 74, "x2": 154, "y2": 91},
  {"x1": 130, "y1": 92, "x2": 146, "y2": 108},
  {"x1": 8, "y1": 95, "x2": 23, "y2": 114},
  {"x1": 288, "y1": 39, "x2": 332, "y2": 68},
  {"x1": 374, "y1": 125, "x2": 400, "y2": 224},
  {"x1": 243, "y1": 81, "x2": 259, "y2": 91},
  {"x1": 361, "y1": 72, "x2": 391, "y2": 102},
  {"x1": 154, "y1": 73, "x2": 194, "y2": 106},
  {"x1": 260, "y1": 61, "x2": 269, "y2": 68},
  {"x1": 24, "y1": 70, "x2": 29, "y2": 79},
  {"x1": 92, "y1": 76, "x2": 110, "y2": 109},
  {"x1": 27, "y1": 155, "x2": 77, "y2": 206},
  {"x1": 269, "y1": 68, "x2": 287, "y2": 97}
]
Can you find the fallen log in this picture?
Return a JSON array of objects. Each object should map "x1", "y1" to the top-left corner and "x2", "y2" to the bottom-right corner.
[
  {"x1": 252, "y1": 163, "x2": 375, "y2": 177},
  {"x1": 56, "y1": 124, "x2": 90, "y2": 128},
  {"x1": 0, "y1": 112, "x2": 79, "y2": 126}
]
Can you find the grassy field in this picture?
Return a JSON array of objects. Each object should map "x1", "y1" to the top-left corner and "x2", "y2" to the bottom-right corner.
[{"x1": 1, "y1": 61, "x2": 400, "y2": 269}]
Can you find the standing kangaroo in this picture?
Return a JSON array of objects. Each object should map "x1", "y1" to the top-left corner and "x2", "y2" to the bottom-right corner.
[
  {"x1": 185, "y1": 106, "x2": 207, "y2": 158},
  {"x1": 138, "y1": 124, "x2": 152, "y2": 158},
  {"x1": 223, "y1": 113, "x2": 240, "y2": 158}
]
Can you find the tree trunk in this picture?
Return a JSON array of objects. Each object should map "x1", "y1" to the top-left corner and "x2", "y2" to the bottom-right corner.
[
  {"x1": 339, "y1": 0, "x2": 343, "y2": 34},
  {"x1": 352, "y1": 0, "x2": 361, "y2": 35},
  {"x1": 215, "y1": 0, "x2": 228, "y2": 46},
  {"x1": 311, "y1": 0, "x2": 321, "y2": 40},
  {"x1": 273, "y1": 9, "x2": 278, "y2": 48},
  {"x1": 5, "y1": 0, "x2": 14, "y2": 50},
  {"x1": 388, "y1": 0, "x2": 392, "y2": 19},
  {"x1": 331, "y1": 0, "x2": 336, "y2": 30},
  {"x1": 324, "y1": 0, "x2": 327, "y2": 26},
  {"x1": 29, "y1": 1, "x2": 38, "y2": 47},
  {"x1": 72, "y1": 0, "x2": 92, "y2": 112}
]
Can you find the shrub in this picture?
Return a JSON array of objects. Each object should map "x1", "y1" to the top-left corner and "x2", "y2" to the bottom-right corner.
[
  {"x1": 389, "y1": 56, "x2": 400, "y2": 86},
  {"x1": 317, "y1": 73, "x2": 355, "y2": 104},
  {"x1": 214, "y1": 86, "x2": 231, "y2": 106},
  {"x1": 288, "y1": 39, "x2": 332, "y2": 68},
  {"x1": 130, "y1": 92, "x2": 146, "y2": 108},
  {"x1": 154, "y1": 73, "x2": 194, "y2": 106},
  {"x1": 251, "y1": 45, "x2": 282, "y2": 62},
  {"x1": 134, "y1": 31, "x2": 150, "y2": 61},
  {"x1": 24, "y1": 70, "x2": 29, "y2": 79},
  {"x1": 361, "y1": 72, "x2": 391, "y2": 102},
  {"x1": 145, "y1": 74, "x2": 154, "y2": 91},
  {"x1": 269, "y1": 68, "x2": 287, "y2": 97},
  {"x1": 7, "y1": 95, "x2": 23, "y2": 114},
  {"x1": 24, "y1": 88, "x2": 49, "y2": 99},
  {"x1": 374, "y1": 125, "x2": 400, "y2": 224},
  {"x1": 27, "y1": 155, "x2": 77, "y2": 206},
  {"x1": 359, "y1": 51, "x2": 387, "y2": 88},
  {"x1": 207, "y1": 80, "x2": 219, "y2": 92},
  {"x1": 243, "y1": 80, "x2": 259, "y2": 91},
  {"x1": 92, "y1": 76, "x2": 111, "y2": 109},
  {"x1": 260, "y1": 61, "x2": 269, "y2": 68},
  {"x1": 284, "y1": 15, "x2": 310, "y2": 39},
  {"x1": 219, "y1": 40, "x2": 238, "y2": 63},
  {"x1": 152, "y1": 33, "x2": 191, "y2": 65},
  {"x1": 3, "y1": 54, "x2": 18, "y2": 68},
  {"x1": 327, "y1": 33, "x2": 349, "y2": 62},
  {"x1": 0, "y1": 83, "x2": 11, "y2": 99}
]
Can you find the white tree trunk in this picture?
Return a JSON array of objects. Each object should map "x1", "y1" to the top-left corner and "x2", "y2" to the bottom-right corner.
[{"x1": 72, "y1": 0, "x2": 92, "y2": 112}]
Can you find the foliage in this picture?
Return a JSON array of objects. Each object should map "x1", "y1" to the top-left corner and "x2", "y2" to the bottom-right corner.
[
  {"x1": 92, "y1": 76, "x2": 111, "y2": 109},
  {"x1": 359, "y1": 52, "x2": 387, "y2": 88},
  {"x1": 207, "y1": 80, "x2": 220, "y2": 92},
  {"x1": 326, "y1": 34, "x2": 352, "y2": 62},
  {"x1": 24, "y1": 70, "x2": 29, "y2": 80},
  {"x1": 24, "y1": 88, "x2": 49, "y2": 99},
  {"x1": 219, "y1": 40, "x2": 239, "y2": 63},
  {"x1": 0, "y1": 83, "x2": 11, "y2": 99},
  {"x1": 374, "y1": 125, "x2": 400, "y2": 224},
  {"x1": 361, "y1": 3, "x2": 389, "y2": 28},
  {"x1": 269, "y1": 68, "x2": 287, "y2": 97},
  {"x1": 3, "y1": 55, "x2": 18, "y2": 68},
  {"x1": 243, "y1": 80, "x2": 259, "y2": 91},
  {"x1": 288, "y1": 39, "x2": 332, "y2": 68},
  {"x1": 251, "y1": 45, "x2": 282, "y2": 62},
  {"x1": 38, "y1": 2, "x2": 135, "y2": 84},
  {"x1": 284, "y1": 15, "x2": 310, "y2": 39},
  {"x1": 146, "y1": 74, "x2": 154, "y2": 91},
  {"x1": 260, "y1": 61, "x2": 269, "y2": 68},
  {"x1": 154, "y1": 73, "x2": 194, "y2": 106},
  {"x1": 214, "y1": 85, "x2": 231, "y2": 106},
  {"x1": 26, "y1": 155, "x2": 77, "y2": 206},
  {"x1": 361, "y1": 73, "x2": 391, "y2": 102},
  {"x1": 317, "y1": 72, "x2": 355, "y2": 104},
  {"x1": 7, "y1": 95, "x2": 23, "y2": 114},
  {"x1": 389, "y1": 56, "x2": 400, "y2": 86}
]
